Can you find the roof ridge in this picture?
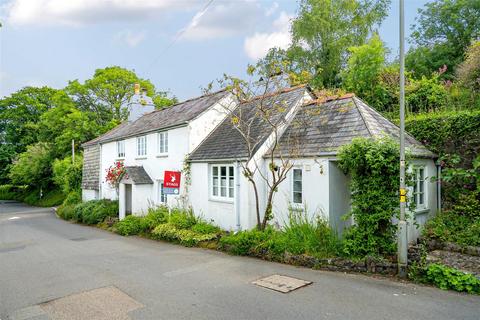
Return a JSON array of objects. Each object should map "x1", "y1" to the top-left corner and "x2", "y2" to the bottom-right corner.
[
  {"x1": 243, "y1": 84, "x2": 307, "y2": 103},
  {"x1": 302, "y1": 93, "x2": 355, "y2": 107},
  {"x1": 147, "y1": 88, "x2": 227, "y2": 115},
  {"x1": 352, "y1": 96, "x2": 374, "y2": 137}
]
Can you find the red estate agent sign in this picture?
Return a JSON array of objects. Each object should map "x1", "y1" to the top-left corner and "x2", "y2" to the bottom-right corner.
[{"x1": 164, "y1": 171, "x2": 181, "y2": 189}]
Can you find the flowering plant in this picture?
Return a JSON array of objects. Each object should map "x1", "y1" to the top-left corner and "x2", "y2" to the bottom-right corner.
[{"x1": 105, "y1": 161, "x2": 126, "y2": 190}]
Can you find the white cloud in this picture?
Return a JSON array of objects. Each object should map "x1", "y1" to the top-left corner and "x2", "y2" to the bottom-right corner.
[
  {"x1": 265, "y1": 2, "x2": 279, "y2": 17},
  {"x1": 244, "y1": 11, "x2": 293, "y2": 60},
  {"x1": 4, "y1": 0, "x2": 190, "y2": 26},
  {"x1": 115, "y1": 30, "x2": 146, "y2": 47},
  {"x1": 181, "y1": 1, "x2": 263, "y2": 41}
]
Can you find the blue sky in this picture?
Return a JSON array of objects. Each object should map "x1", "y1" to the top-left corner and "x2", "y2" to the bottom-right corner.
[{"x1": 0, "y1": 0, "x2": 429, "y2": 100}]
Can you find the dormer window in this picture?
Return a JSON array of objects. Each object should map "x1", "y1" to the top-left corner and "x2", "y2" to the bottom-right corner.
[
  {"x1": 136, "y1": 136, "x2": 147, "y2": 157},
  {"x1": 157, "y1": 131, "x2": 168, "y2": 154},
  {"x1": 117, "y1": 140, "x2": 125, "y2": 158}
]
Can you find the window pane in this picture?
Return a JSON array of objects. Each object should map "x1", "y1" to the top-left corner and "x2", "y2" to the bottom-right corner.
[
  {"x1": 213, "y1": 166, "x2": 218, "y2": 177},
  {"x1": 293, "y1": 192, "x2": 302, "y2": 204},
  {"x1": 221, "y1": 166, "x2": 227, "y2": 177},
  {"x1": 229, "y1": 166, "x2": 234, "y2": 177},
  {"x1": 419, "y1": 193, "x2": 424, "y2": 205},
  {"x1": 213, "y1": 186, "x2": 218, "y2": 196},
  {"x1": 229, "y1": 187, "x2": 234, "y2": 198},
  {"x1": 293, "y1": 169, "x2": 302, "y2": 181},
  {"x1": 165, "y1": 132, "x2": 168, "y2": 152},
  {"x1": 419, "y1": 180, "x2": 424, "y2": 193},
  {"x1": 293, "y1": 181, "x2": 302, "y2": 192},
  {"x1": 419, "y1": 168, "x2": 424, "y2": 181}
]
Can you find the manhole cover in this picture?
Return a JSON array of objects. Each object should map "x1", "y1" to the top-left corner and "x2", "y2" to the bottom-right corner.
[
  {"x1": 40, "y1": 286, "x2": 143, "y2": 320},
  {"x1": 253, "y1": 275, "x2": 312, "y2": 293}
]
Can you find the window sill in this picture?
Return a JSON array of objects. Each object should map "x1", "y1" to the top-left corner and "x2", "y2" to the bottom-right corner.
[
  {"x1": 115, "y1": 158, "x2": 125, "y2": 161},
  {"x1": 156, "y1": 154, "x2": 169, "y2": 158},
  {"x1": 209, "y1": 197, "x2": 234, "y2": 204},
  {"x1": 135, "y1": 157, "x2": 147, "y2": 160},
  {"x1": 415, "y1": 208, "x2": 429, "y2": 215}
]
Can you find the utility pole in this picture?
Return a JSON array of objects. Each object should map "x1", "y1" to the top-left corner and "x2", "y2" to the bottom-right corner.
[
  {"x1": 398, "y1": 0, "x2": 408, "y2": 277},
  {"x1": 72, "y1": 139, "x2": 75, "y2": 164}
]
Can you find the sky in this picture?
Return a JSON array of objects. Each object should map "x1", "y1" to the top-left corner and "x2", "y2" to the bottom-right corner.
[{"x1": 0, "y1": 0, "x2": 430, "y2": 100}]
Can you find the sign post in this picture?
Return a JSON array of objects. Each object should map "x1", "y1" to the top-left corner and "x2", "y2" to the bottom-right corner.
[{"x1": 163, "y1": 171, "x2": 181, "y2": 195}]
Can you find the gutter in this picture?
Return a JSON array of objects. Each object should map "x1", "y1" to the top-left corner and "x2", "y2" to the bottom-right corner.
[{"x1": 234, "y1": 161, "x2": 241, "y2": 231}]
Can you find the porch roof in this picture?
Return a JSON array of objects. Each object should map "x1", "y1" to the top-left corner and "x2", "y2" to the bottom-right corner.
[{"x1": 122, "y1": 166, "x2": 153, "y2": 185}]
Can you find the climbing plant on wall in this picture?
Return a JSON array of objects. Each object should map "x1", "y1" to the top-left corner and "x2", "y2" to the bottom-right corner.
[{"x1": 337, "y1": 137, "x2": 409, "y2": 257}]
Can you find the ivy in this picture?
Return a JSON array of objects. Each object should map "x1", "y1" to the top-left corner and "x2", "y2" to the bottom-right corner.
[{"x1": 338, "y1": 138, "x2": 406, "y2": 257}]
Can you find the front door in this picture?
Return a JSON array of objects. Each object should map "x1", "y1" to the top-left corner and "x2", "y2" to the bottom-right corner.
[{"x1": 125, "y1": 184, "x2": 132, "y2": 215}]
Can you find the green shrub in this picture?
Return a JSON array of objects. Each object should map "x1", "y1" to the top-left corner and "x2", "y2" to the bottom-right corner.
[
  {"x1": 0, "y1": 185, "x2": 16, "y2": 200},
  {"x1": 115, "y1": 215, "x2": 143, "y2": 236},
  {"x1": 281, "y1": 211, "x2": 341, "y2": 258},
  {"x1": 140, "y1": 206, "x2": 169, "y2": 232},
  {"x1": 426, "y1": 264, "x2": 480, "y2": 294},
  {"x1": 219, "y1": 228, "x2": 275, "y2": 256},
  {"x1": 168, "y1": 209, "x2": 197, "y2": 229},
  {"x1": 57, "y1": 204, "x2": 76, "y2": 220},
  {"x1": 191, "y1": 221, "x2": 221, "y2": 235},
  {"x1": 81, "y1": 200, "x2": 118, "y2": 225},
  {"x1": 23, "y1": 188, "x2": 65, "y2": 207},
  {"x1": 63, "y1": 190, "x2": 82, "y2": 206},
  {"x1": 424, "y1": 210, "x2": 480, "y2": 247},
  {"x1": 152, "y1": 223, "x2": 218, "y2": 247},
  {"x1": 52, "y1": 156, "x2": 83, "y2": 194}
]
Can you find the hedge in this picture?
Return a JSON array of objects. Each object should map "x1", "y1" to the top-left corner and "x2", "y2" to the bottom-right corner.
[{"x1": 405, "y1": 110, "x2": 480, "y2": 169}]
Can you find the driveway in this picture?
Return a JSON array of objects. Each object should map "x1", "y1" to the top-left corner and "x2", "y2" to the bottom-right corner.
[{"x1": 1, "y1": 201, "x2": 479, "y2": 320}]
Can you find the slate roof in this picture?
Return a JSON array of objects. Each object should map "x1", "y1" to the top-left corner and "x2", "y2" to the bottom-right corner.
[
  {"x1": 83, "y1": 90, "x2": 228, "y2": 147},
  {"x1": 188, "y1": 85, "x2": 309, "y2": 161},
  {"x1": 122, "y1": 166, "x2": 153, "y2": 184},
  {"x1": 272, "y1": 95, "x2": 436, "y2": 158}
]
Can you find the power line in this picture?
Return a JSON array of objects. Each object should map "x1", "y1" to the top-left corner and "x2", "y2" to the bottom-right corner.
[{"x1": 144, "y1": 0, "x2": 214, "y2": 71}]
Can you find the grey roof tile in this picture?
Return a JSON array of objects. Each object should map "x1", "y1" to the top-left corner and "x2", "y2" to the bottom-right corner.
[
  {"x1": 188, "y1": 86, "x2": 308, "y2": 161},
  {"x1": 83, "y1": 90, "x2": 228, "y2": 146},
  {"x1": 273, "y1": 96, "x2": 436, "y2": 158},
  {"x1": 122, "y1": 166, "x2": 153, "y2": 184}
]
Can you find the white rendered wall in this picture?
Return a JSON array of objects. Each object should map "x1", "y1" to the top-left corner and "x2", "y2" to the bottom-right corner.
[{"x1": 82, "y1": 189, "x2": 99, "y2": 202}]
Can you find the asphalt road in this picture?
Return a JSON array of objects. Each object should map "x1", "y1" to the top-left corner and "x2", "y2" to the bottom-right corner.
[{"x1": 1, "y1": 201, "x2": 479, "y2": 320}]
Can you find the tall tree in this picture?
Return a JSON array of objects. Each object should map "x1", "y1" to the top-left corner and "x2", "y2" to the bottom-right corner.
[
  {"x1": 66, "y1": 66, "x2": 175, "y2": 124},
  {"x1": 408, "y1": 0, "x2": 480, "y2": 78},
  {"x1": 0, "y1": 86, "x2": 58, "y2": 183},
  {"x1": 342, "y1": 33, "x2": 387, "y2": 109},
  {"x1": 289, "y1": 0, "x2": 390, "y2": 88}
]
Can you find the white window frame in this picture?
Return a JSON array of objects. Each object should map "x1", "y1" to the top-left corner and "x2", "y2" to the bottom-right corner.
[
  {"x1": 136, "y1": 135, "x2": 147, "y2": 157},
  {"x1": 116, "y1": 140, "x2": 125, "y2": 159},
  {"x1": 412, "y1": 166, "x2": 428, "y2": 211},
  {"x1": 211, "y1": 164, "x2": 234, "y2": 201},
  {"x1": 292, "y1": 168, "x2": 303, "y2": 205},
  {"x1": 157, "y1": 180, "x2": 167, "y2": 203},
  {"x1": 157, "y1": 131, "x2": 168, "y2": 155}
]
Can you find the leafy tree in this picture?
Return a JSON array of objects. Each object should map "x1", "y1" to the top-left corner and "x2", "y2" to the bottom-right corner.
[
  {"x1": 289, "y1": 0, "x2": 390, "y2": 88},
  {"x1": 406, "y1": 73, "x2": 448, "y2": 113},
  {"x1": 9, "y1": 142, "x2": 55, "y2": 189},
  {"x1": 36, "y1": 91, "x2": 108, "y2": 157},
  {"x1": 457, "y1": 41, "x2": 480, "y2": 92},
  {"x1": 342, "y1": 33, "x2": 387, "y2": 109},
  {"x1": 408, "y1": 0, "x2": 480, "y2": 78},
  {"x1": 66, "y1": 66, "x2": 175, "y2": 124},
  {"x1": 0, "y1": 86, "x2": 58, "y2": 183},
  {"x1": 52, "y1": 155, "x2": 83, "y2": 194}
]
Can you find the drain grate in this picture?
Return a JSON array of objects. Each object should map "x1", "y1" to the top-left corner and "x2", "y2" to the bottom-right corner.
[{"x1": 253, "y1": 274, "x2": 312, "y2": 293}]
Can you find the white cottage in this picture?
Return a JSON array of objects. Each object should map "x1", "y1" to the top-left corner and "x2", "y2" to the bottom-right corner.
[
  {"x1": 81, "y1": 88, "x2": 237, "y2": 218},
  {"x1": 82, "y1": 84, "x2": 439, "y2": 243},
  {"x1": 187, "y1": 88, "x2": 440, "y2": 243}
]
